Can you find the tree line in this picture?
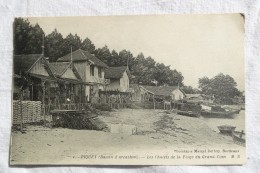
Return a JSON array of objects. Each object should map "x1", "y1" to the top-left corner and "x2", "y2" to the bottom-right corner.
[
  {"x1": 14, "y1": 18, "x2": 242, "y2": 104},
  {"x1": 14, "y1": 18, "x2": 184, "y2": 86},
  {"x1": 198, "y1": 73, "x2": 242, "y2": 104}
]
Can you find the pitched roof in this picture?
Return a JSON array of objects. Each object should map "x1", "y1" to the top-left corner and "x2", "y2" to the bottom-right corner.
[
  {"x1": 141, "y1": 85, "x2": 180, "y2": 96},
  {"x1": 129, "y1": 84, "x2": 140, "y2": 90},
  {"x1": 14, "y1": 54, "x2": 42, "y2": 74},
  {"x1": 185, "y1": 94, "x2": 213, "y2": 99},
  {"x1": 104, "y1": 66, "x2": 130, "y2": 79},
  {"x1": 57, "y1": 49, "x2": 108, "y2": 68},
  {"x1": 49, "y1": 62, "x2": 71, "y2": 77},
  {"x1": 185, "y1": 94, "x2": 202, "y2": 99},
  {"x1": 13, "y1": 54, "x2": 54, "y2": 77},
  {"x1": 49, "y1": 62, "x2": 82, "y2": 80}
]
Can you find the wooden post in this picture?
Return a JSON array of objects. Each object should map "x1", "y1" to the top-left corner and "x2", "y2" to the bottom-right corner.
[
  {"x1": 80, "y1": 84, "x2": 82, "y2": 110},
  {"x1": 19, "y1": 90, "x2": 23, "y2": 132},
  {"x1": 47, "y1": 82, "x2": 51, "y2": 115},
  {"x1": 153, "y1": 95, "x2": 155, "y2": 110},
  {"x1": 41, "y1": 80, "x2": 46, "y2": 127}
]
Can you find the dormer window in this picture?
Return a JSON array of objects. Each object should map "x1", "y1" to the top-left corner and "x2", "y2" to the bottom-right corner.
[{"x1": 90, "y1": 65, "x2": 94, "y2": 76}]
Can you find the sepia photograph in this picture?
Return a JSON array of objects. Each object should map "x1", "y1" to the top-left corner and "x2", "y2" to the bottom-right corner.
[{"x1": 10, "y1": 14, "x2": 245, "y2": 165}]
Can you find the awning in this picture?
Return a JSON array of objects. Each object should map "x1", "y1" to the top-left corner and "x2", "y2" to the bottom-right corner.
[
  {"x1": 29, "y1": 73, "x2": 56, "y2": 81},
  {"x1": 56, "y1": 77, "x2": 91, "y2": 85}
]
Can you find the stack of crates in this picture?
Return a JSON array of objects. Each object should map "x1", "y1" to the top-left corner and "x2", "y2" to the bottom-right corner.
[
  {"x1": 27, "y1": 101, "x2": 33, "y2": 122},
  {"x1": 35, "y1": 101, "x2": 42, "y2": 122},
  {"x1": 21, "y1": 101, "x2": 28, "y2": 123},
  {"x1": 12, "y1": 100, "x2": 43, "y2": 125},
  {"x1": 12, "y1": 100, "x2": 22, "y2": 124}
]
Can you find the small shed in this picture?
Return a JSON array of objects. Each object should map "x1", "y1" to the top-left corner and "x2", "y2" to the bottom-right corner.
[
  {"x1": 140, "y1": 85, "x2": 185, "y2": 101},
  {"x1": 104, "y1": 66, "x2": 131, "y2": 92},
  {"x1": 185, "y1": 94, "x2": 214, "y2": 104}
]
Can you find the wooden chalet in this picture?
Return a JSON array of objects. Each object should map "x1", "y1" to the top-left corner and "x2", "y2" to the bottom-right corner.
[
  {"x1": 13, "y1": 54, "x2": 88, "y2": 115},
  {"x1": 13, "y1": 54, "x2": 55, "y2": 101},
  {"x1": 184, "y1": 94, "x2": 214, "y2": 104},
  {"x1": 48, "y1": 62, "x2": 87, "y2": 109},
  {"x1": 13, "y1": 54, "x2": 57, "y2": 117},
  {"x1": 140, "y1": 85, "x2": 186, "y2": 101},
  {"x1": 57, "y1": 49, "x2": 109, "y2": 102},
  {"x1": 104, "y1": 66, "x2": 131, "y2": 92}
]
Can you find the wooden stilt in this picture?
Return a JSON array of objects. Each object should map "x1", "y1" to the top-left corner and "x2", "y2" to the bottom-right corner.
[
  {"x1": 153, "y1": 95, "x2": 155, "y2": 110},
  {"x1": 80, "y1": 84, "x2": 82, "y2": 110},
  {"x1": 41, "y1": 80, "x2": 46, "y2": 127},
  {"x1": 20, "y1": 90, "x2": 23, "y2": 132},
  {"x1": 31, "y1": 85, "x2": 34, "y2": 100}
]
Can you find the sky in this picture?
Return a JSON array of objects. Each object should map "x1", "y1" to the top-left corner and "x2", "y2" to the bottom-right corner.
[{"x1": 28, "y1": 14, "x2": 245, "y2": 90}]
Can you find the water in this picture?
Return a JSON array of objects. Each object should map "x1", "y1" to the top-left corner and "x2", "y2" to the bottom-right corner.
[{"x1": 201, "y1": 110, "x2": 245, "y2": 133}]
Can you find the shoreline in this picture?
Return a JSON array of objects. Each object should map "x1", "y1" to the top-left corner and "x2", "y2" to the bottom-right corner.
[{"x1": 10, "y1": 109, "x2": 244, "y2": 165}]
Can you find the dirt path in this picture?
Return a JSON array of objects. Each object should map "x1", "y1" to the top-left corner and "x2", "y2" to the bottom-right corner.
[
  {"x1": 100, "y1": 109, "x2": 239, "y2": 148},
  {"x1": 10, "y1": 109, "x2": 243, "y2": 165}
]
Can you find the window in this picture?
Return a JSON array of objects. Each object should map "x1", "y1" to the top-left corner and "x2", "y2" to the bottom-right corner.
[
  {"x1": 90, "y1": 65, "x2": 94, "y2": 76},
  {"x1": 98, "y1": 67, "x2": 102, "y2": 78}
]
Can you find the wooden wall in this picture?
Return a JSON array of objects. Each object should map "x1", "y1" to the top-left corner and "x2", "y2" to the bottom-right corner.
[
  {"x1": 74, "y1": 62, "x2": 87, "y2": 82},
  {"x1": 119, "y1": 71, "x2": 129, "y2": 92},
  {"x1": 106, "y1": 79, "x2": 120, "y2": 91},
  {"x1": 29, "y1": 60, "x2": 49, "y2": 76},
  {"x1": 85, "y1": 64, "x2": 105, "y2": 84},
  {"x1": 61, "y1": 67, "x2": 77, "y2": 80},
  {"x1": 172, "y1": 89, "x2": 185, "y2": 100}
]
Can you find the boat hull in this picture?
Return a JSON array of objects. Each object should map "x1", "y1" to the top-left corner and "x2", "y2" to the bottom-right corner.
[
  {"x1": 232, "y1": 131, "x2": 246, "y2": 146},
  {"x1": 201, "y1": 110, "x2": 237, "y2": 119},
  {"x1": 217, "y1": 125, "x2": 236, "y2": 135},
  {"x1": 177, "y1": 111, "x2": 199, "y2": 118}
]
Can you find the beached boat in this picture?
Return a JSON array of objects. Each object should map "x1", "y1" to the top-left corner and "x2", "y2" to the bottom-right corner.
[
  {"x1": 177, "y1": 110, "x2": 199, "y2": 118},
  {"x1": 224, "y1": 107, "x2": 240, "y2": 114},
  {"x1": 232, "y1": 130, "x2": 246, "y2": 146},
  {"x1": 201, "y1": 110, "x2": 237, "y2": 118},
  {"x1": 200, "y1": 105, "x2": 238, "y2": 118},
  {"x1": 217, "y1": 125, "x2": 236, "y2": 135},
  {"x1": 233, "y1": 109, "x2": 240, "y2": 114}
]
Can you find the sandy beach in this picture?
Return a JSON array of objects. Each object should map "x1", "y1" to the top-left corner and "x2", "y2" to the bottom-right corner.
[{"x1": 10, "y1": 109, "x2": 244, "y2": 165}]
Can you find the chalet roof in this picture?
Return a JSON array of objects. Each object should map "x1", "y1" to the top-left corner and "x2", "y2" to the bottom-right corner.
[
  {"x1": 13, "y1": 54, "x2": 54, "y2": 77},
  {"x1": 185, "y1": 94, "x2": 202, "y2": 99},
  {"x1": 14, "y1": 54, "x2": 42, "y2": 74},
  {"x1": 185, "y1": 94, "x2": 213, "y2": 99},
  {"x1": 13, "y1": 74, "x2": 21, "y2": 78},
  {"x1": 49, "y1": 62, "x2": 71, "y2": 77},
  {"x1": 141, "y1": 85, "x2": 181, "y2": 96},
  {"x1": 104, "y1": 66, "x2": 131, "y2": 79},
  {"x1": 49, "y1": 62, "x2": 82, "y2": 80},
  {"x1": 57, "y1": 49, "x2": 108, "y2": 68},
  {"x1": 129, "y1": 84, "x2": 140, "y2": 91}
]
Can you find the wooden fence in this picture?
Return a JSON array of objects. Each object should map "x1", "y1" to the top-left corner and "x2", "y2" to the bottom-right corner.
[
  {"x1": 133, "y1": 101, "x2": 164, "y2": 109},
  {"x1": 13, "y1": 100, "x2": 92, "y2": 125},
  {"x1": 44, "y1": 103, "x2": 91, "y2": 113},
  {"x1": 91, "y1": 95, "x2": 132, "y2": 109}
]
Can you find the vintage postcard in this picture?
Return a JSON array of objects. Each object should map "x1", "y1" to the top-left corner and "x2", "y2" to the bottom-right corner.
[{"x1": 10, "y1": 14, "x2": 245, "y2": 165}]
